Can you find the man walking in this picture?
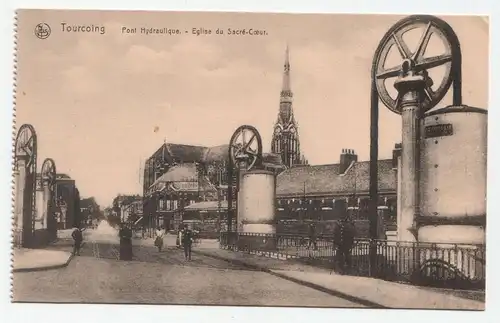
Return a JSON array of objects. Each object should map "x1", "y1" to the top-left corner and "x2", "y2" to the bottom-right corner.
[
  {"x1": 71, "y1": 226, "x2": 83, "y2": 256},
  {"x1": 181, "y1": 225, "x2": 194, "y2": 261}
]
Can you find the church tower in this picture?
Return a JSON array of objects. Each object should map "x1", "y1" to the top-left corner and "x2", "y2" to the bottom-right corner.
[{"x1": 271, "y1": 45, "x2": 307, "y2": 168}]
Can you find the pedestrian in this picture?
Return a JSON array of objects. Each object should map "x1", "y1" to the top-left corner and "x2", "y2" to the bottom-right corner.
[
  {"x1": 307, "y1": 222, "x2": 318, "y2": 250},
  {"x1": 119, "y1": 223, "x2": 133, "y2": 260},
  {"x1": 177, "y1": 225, "x2": 183, "y2": 249},
  {"x1": 181, "y1": 225, "x2": 194, "y2": 261},
  {"x1": 71, "y1": 226, "x2": 83, "y2": 256},
  {"x1": 155, "y1": 226, "x2": 165, "y2": 252},
  {"x1": 333, "y1": 215, "x2": 356, "y2": 274}
]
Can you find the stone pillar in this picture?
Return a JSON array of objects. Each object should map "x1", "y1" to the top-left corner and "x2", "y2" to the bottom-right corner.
[
  {"x1": 41, "y1": 181, "x2": 50, "y2": 229},
  {"x1": 394, "y1": 69, "x2": 425, "y2": 243},
  {"x1": 13, "y1": 161, "x2": 25, "y2": 247},
  {"x1": 393, "y1": 65, "x2": 425, "y2": 275},
  {"x1": 396, "y1": 153, "x2": 403, "y2": 240}
]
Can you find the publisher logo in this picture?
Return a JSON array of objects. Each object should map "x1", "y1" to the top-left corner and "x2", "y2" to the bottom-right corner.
[{"x1": 35, "y1": 23, "x2": 51, "y2": 39}]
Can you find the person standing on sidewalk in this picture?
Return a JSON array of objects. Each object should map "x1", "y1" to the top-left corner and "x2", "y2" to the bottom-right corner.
[
  {"x1": 71, "y1": 226, "x2": 83, "y2": 256},
  {"x1": 181, "y1": 225, "x2": 194, "y2": 261},
  {"x1": 155, "y1": 226, "x2": 165, "y2": 252},
  {"x1": 177, "y1": 225, "x2": 183, "y2": 249},
  {"x1": 119, "y1": 223, "x2": 133, "y2": 260},
  {"x1": 307, "y1": 222, "x2": 318, "y2": 250},
  {"x1": 333, "y1": 215, "x2": 356, "y2": 274}
]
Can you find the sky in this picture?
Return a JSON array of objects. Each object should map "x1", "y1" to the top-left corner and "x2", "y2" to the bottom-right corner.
[{"x1": 14, "y1": 10, "x2": 488, "y2": 207}]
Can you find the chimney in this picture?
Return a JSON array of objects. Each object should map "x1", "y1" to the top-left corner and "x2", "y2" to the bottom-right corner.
[
  {"x1": 339, "y1": 148, "x2": 358, "y2": 174},
  {"x1": 392, "y1": 143, "x2": 402, "y2": 170}
]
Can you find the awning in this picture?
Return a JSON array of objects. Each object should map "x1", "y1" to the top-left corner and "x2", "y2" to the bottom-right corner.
[
  {"x1": 184, "y1": 200, "x2": 228, "y2": 212},
  {"x1": 147, "y1": 164, "x2": 198, "y2": 195}
]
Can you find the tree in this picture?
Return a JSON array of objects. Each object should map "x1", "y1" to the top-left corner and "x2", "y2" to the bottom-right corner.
[{"x1": 80, "y1": 196, "x2": 104, "y2": 224}]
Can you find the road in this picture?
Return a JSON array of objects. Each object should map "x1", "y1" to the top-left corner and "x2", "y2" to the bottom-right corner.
[{"x1": 12, "y1": 233, "x2": 364, "y2": 307}]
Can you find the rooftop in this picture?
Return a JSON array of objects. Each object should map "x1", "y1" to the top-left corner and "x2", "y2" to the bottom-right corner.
[
  {"x1": 148, "y1": 142, "x2": 285, "y2": 168},
  {"x1": 276, "y1": 159, "x2": 396, "y2": 197}
]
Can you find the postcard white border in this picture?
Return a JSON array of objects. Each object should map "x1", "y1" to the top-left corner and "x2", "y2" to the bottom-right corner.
[{"x1": 1, "y1": 0, "x2": 498, "y2": 322}]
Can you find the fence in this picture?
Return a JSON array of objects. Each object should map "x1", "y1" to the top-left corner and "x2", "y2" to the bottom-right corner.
[{"x1": 219, "y1": 232, "x2": 485, "y2": 290}]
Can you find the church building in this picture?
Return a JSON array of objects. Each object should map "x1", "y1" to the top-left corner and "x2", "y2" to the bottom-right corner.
[{"x1": 271, "y1": 45, "x2": 308, "y2": 168}]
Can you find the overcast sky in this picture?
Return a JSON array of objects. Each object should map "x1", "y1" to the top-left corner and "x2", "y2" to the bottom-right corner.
[{"x1": 15, "y1": 10, "x2": 488, "y2": 207}]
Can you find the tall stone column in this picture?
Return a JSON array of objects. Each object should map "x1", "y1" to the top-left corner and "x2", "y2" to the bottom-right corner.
[
  {"x1": 13, "y1": 160, "x2": 25, "y2": 247},
  {"x1": 41, "y1": 181, "x2": 50, "y2": 229},
  {"x1": 396, "y1": 153, "x2": 403, "y2": 240},
  {"x1": 393, "y1": 64, "x2": 426, "y2": 275},
  {"x1": 394, "y1": 67, "x2": 425, "y2": 243}
]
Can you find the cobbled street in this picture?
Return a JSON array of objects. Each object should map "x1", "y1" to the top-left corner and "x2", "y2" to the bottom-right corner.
[{"x1": 12, "y1": 233, "x2": 364, "y2": 307}]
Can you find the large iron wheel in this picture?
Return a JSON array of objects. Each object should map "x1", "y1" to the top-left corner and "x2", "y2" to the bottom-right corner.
[
  {"x1": 41, "y1": 158, "x2": 57, "y2": 191},
  {"x1": 373, "y1": 15, "x2": 461, "y2": 114},
  {"x1": 15, "y1": 124, "x2": 37, "y2": 172},
  {"x1": 229, "y1": 125, "x2": 263, "y2": 171}
]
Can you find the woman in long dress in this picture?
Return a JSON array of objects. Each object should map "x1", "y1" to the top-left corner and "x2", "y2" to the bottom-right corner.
[
  {"x1": 177, "y1": 224, "x2": 184, "y2": 249},
  {"x1": 119, "y1": 224, "x2": 133, "y2": 260}
]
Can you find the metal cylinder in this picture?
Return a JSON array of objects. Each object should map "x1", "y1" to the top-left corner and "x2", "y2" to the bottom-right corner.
[
  {"x1": 419, "y1": 105, "x2": 487, "y2": 244},
  {"x1": 238, "y1": 170, "x2": 276, "y2": 233}
]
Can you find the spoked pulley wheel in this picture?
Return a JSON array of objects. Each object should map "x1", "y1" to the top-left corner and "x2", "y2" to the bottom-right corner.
[
  {"x1": 41, "y1": 158, "x2": 57, "y2": 191},
  {"x1": 229, "y1": 125, "x2": 263, "y2": 171},
  {"x1": 373, "y1": 15, "x2": 462, "y2": 114}
]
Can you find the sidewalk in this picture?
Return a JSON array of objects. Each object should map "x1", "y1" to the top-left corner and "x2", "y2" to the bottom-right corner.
[
  {"x1": 13, "y1": 248, "x2": 73, "y2": 272},
  {"x1": 192, "y1": 243, "x2": 485, "y2": 310}
]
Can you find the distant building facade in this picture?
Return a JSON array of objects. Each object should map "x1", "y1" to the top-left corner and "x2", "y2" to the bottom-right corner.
[
  {"x1": 142, "y1": 143, "x2": 284, "y2": 231},
  {"x1": 55, "y1": 174, "x2": 80, "y2": 229},
  {"x1": 121, "y1": 196, "x2": 143, "y2": 224},
  {"x1": 275, "y1": 148, "x2": 399, "y2": 236}
]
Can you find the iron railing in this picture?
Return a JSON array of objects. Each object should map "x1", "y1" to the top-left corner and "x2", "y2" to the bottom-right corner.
[{"x1": 219, "y1": 232, "x2": 485, "y2": 290}]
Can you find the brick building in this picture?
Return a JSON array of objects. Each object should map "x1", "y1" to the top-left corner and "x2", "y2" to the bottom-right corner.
[
  {"x1": 142, "y1": 143, "x2": 284, "y2": 232},
  {"x1": 275, "y1": 148, "x2": 398, "y2": 236}
]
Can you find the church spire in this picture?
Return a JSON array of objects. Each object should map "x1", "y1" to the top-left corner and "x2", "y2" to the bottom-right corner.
[{"x1": 280, "y1": 43, "x2": 293, "y2": 104}]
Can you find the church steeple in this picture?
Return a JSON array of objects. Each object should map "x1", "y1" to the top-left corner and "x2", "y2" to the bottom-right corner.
[
  {"x1": 280, "y1": 44, "x2": 292, "y2": 104},
  {"x1": 271, "y1": 45, "x2": 307, "y2": 169}
]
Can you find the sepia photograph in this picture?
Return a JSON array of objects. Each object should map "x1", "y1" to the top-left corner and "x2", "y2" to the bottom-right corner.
[{"x1": 11, "y1": 9, "x2": 488, "y2": 310}]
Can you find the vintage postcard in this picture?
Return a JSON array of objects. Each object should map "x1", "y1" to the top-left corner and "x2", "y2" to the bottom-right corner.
[{"x1": 11, "y1": 9, "x2": 487, "y2": 310}]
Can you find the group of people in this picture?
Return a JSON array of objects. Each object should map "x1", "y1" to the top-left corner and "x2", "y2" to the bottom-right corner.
[
  {"x1": 306, "y1": 216, "x2": 356, "y2": 274},
  {"x1": 154, "y1": 224, "x2": 195, "y2": 260},
  {"x1": 71, "y1": 222, "x2": 196, "y2": 261}
]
